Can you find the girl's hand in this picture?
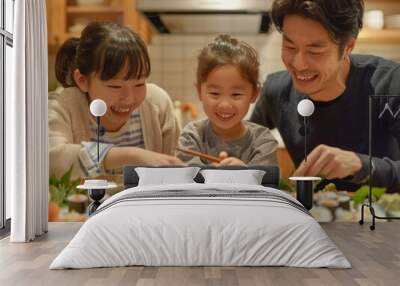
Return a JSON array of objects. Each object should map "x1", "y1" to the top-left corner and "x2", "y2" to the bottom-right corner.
[
  {"x1": 132, "y1": 148, "x2": 184, "y2": 166},
  {"x1": 218, "y1": 151, "x2": 229, "y2": 161},
  {"x1": 216, "y1": 151, "x2": 246, "y2": 166},
  {"x1": 104, "y1": 147, "x2": 184, "y2": 171}
]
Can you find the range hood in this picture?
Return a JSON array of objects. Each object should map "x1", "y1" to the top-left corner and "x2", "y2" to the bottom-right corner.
[{"x1": 136, "y1": 0, "x2": 273, "y2": 34}]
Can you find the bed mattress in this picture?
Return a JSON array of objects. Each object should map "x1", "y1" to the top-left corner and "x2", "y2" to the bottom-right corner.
[{"x1": 50, "y1": 183, "x2": 350, "y2": 269}]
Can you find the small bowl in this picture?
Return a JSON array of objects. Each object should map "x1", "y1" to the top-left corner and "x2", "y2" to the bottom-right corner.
[{"x1": 84, "y1": 179, "x2": 108, "y2": 188}]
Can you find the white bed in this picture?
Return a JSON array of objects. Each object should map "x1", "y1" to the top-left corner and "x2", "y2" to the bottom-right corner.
[{"x1": 50, "y1": 182, "x2": 351, "y2": 269}]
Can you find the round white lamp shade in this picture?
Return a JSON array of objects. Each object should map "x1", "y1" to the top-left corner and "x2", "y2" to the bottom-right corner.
[
  {"x1": 90, "y1": 99, "x2": 107, "y2": 117},
  {"x1": 297, "y1": 99, "x2": 315, "y2": 117}
]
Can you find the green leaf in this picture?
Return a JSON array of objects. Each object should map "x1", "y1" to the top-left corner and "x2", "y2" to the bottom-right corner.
[
  {"x1": 353, "y1": 185, "x2": 386, "y2": 205},
  {"x1": 279, "y1": 178, "x2": 294, "y2": 192},
  {"x1": 48, "y1": 165, "x2": 81, "y2": 206},
  {"x1": 321, "y1": 183, "x2": 336, "y2": 192},
  {"x1": 49, "y1": 185, "x2": 64, "y2": 205},
  {"x1": 49, "y1": 174, "x2": 58, "y2": 187},
  {"x1": 71, "y1": 177, "x2": 81, "y2": 188},
  {"x1": 60, "y1": 166, "x2": 73, "y2": 187}
]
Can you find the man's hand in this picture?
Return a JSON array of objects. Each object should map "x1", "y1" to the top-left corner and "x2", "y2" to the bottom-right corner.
[{"x1": 293, "y1": 144, "x2": 362, "y2": 179}]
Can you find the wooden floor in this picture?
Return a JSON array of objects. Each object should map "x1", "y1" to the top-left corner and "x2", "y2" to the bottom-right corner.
[{"x1": 0, "y1": 222, "x2": 399, "y2": 286}]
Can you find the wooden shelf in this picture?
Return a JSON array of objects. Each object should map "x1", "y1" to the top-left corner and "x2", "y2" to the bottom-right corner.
[
  {"x1": 365, "y1": 0, "x2": 400, "y2": 15},
  {"x1": 47, "y1": 0, "x2": 152, "y2": 47},
  {"x1": 65, "y1": 31, "x2": 81, "y2": 39},
  {"x1": 367, "y1": 0, "x2": 400, "y2": 2},
  {"x1": 67, "y1": 5, "x2": 123, "y2": 14},
  {"x1": 358, "y1": 28, "x2": 400, "y2": 44}
]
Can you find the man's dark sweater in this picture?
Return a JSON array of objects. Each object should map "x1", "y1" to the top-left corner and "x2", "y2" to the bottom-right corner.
[{"x1": 251, "y1": 54, "x2": 400, "y2": 192}]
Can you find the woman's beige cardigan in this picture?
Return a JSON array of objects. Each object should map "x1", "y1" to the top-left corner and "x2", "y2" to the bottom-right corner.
[{"x1": 49, "y1": 83, "x2": 180, "y2": 179}]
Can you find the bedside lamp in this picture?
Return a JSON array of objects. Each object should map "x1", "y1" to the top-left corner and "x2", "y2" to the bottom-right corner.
[
  {"x1": 290, "y1": 99, "x2": 320, "y2": 210},
  {"x1": 297, "y1": 99, "x2": 314, "y2": 162},
  {"x1": 78, "y1": 99, "x2": 116, "y2": 215},
  {"x1": 89, "y1": 99, "x2": 107, "y2": 164}
]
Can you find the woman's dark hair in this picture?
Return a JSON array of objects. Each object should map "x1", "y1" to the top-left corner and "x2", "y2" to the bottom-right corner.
[
  {"x1": 271, "y1": 0, "x2": 364, "y2": 55},
  {"x1": 55, "y1": 22, "x2": 151, "y2": 87},
  {"x1": 197, "y1": 34, "x2": 260, "y2": 90}
]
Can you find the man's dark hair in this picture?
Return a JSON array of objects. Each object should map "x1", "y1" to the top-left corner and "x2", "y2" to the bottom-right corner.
[{"x1": 271, "y1": 0, "x2": 364, "y2": 55}]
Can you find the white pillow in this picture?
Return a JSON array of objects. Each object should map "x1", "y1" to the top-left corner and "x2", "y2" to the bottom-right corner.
[
  {"x1": 135, "y1": 167, "x2": 200, "y2": 186},
  {"x1": 200, "y1": 169, "x2": 266, "y2": 185}
]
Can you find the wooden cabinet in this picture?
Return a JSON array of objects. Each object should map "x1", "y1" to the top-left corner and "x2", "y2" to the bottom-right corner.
[
  {"x1": 358, "y1": 28, "x2": 400, "y2": 44},
  {"x1": 360, "y1": 0, "x2": 400, "y2": 44},
  {"x1": 46, "y1": 0, "x2": 151, "y2": 48}
]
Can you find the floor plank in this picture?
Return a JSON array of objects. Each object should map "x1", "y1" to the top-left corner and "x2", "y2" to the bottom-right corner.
[{"x1": 0, "y1": 222, "x2": 399, "y2": 286}]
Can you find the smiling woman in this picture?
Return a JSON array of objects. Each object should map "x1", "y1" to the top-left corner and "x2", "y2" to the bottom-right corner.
[{"x1": 49, "y1": 22, "x2": 183, "y2": 180}]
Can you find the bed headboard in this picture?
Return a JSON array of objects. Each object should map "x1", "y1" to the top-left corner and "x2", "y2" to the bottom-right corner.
[{"x1": 123, "y1": 165, "x2": 280, "y2": 189}]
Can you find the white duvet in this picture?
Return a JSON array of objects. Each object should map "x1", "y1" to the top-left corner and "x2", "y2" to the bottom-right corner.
[{"x1": 50, "y1": 183, "x2": 351, "y2": 269}]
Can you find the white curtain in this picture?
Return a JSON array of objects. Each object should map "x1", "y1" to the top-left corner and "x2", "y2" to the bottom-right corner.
[{"x1": 8, "y1": 0, "x2": 48, "y2": 242}]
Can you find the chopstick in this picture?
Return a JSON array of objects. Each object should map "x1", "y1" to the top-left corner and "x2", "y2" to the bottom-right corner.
[{"x1": 176, "y1": 147, "x2": 221, "y2": 163}]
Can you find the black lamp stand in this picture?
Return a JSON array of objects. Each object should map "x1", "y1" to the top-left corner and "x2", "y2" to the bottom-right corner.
[
  {"x1": 295, "y1": 180, "x2": 313, "y2": 210},
  {"x1": 87, "y1": 189, "x2": 106, "y2": 215},
  {"x1": 292, "y1": 111, "x2": 316, "y2": 211},
  {"x1": 304, "y1": 116, "x2": 308, "y2": 162},
  {"x1": 359, "y1": 95, "x2": 400, "y2": 230},
  {"x1": 87, "y1": 116, "x2": 106, "y2": 215}
]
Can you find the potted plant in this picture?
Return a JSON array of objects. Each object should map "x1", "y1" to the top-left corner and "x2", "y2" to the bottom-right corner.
[{"x1": 48, "y1": 166, "x2": 81, "y2": 221}]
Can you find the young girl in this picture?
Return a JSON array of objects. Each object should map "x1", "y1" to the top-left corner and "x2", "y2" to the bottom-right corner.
[
  {"x1": 49, "y1": 22, "x2": 182, "y2": 179},
  {"x1": 177, "y1": 35, "x2": 278, "y2": 166}
]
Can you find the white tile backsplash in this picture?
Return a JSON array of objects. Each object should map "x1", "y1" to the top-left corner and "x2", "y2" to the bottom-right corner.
[
  {"x1": 148, "y1": 72, "x2": 162, "y2": 86},
  {"x1": 162, "y1": 60, "x2": 184, "y2": 73},
  {"x1": 162, "y1": 45, "x2": 184, "y2": 60},
  {"x1": 150, "y1": 60, "x2": 163, "y2": 73},
  {"x1": 148, "y1": 46, "x2": 162, "y2": 61},
  {"x1": 161, "y1": 34, "x2": 185, "y2": 46},
  {"x1": 163, "y1": 73, "x2": 184, "y2": 88},
  {"x1": 183, "y1": 45, "x2": 201, "y2": 61},
  {"x1": 183, "y1": 35, "x2": 208, "y2": 45},
  {"x1": 163, "y1": 87, "x2": 182, "y2": 101}
]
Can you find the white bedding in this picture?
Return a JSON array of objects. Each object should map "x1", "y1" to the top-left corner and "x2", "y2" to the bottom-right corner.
[{"x1": 50, "y1": 183, "x2": 351, "y2": 269}]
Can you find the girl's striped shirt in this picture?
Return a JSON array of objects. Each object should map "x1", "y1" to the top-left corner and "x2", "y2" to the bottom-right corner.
[{"x1": 79, "y1": 111, "x2": 144, "y2": 176}]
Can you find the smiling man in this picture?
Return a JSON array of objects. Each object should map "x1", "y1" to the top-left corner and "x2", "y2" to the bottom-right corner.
[{"x1": 251, "y1": 0, "x2": 400, "y2": 192}]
